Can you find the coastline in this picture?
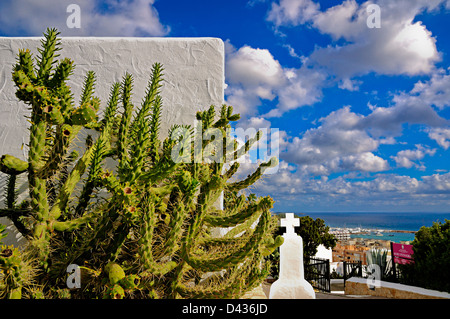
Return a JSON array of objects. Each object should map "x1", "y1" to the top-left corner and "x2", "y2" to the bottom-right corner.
[
  {"x1": 276, "y1": 211, "x2": 450, "y2": 243},
  {"x1": 329, "y1": 226, "x2": 416, "y2": 243},
  {"x1": 288, "y1": 212, "x2": 450, "y2": 232},
  {"x1": 330, "y1": 227, "x2": 416, "y2": 233},
  {"x1": 388, "y1": 230, "x2": 416, "y2": 234},
  {"x1": 351, "y1": 229, "x2": 416, "y2": 234}
]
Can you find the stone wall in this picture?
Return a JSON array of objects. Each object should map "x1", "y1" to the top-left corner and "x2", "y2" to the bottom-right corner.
[{"x1": 345, "y1": 277, "x2": 450, "y2": 299}]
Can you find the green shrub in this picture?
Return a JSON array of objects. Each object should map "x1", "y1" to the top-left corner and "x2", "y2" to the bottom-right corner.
[{"x1": 399, "y1": 220, "x2": 450, "y2": 293}]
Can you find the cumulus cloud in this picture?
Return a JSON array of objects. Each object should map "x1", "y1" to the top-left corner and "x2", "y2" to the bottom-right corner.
[
  {"x1": 225, "y1": 42, "x2": 285, "y2": 117},
  {"x1": 228, "y1": 1, "x2": 450, "y2": 120},
  {"x1": 267, "y1": 66, "x2": 326, "y2": 117},
  {"x1": 408, "y1": 68, "x2": 450, "y2": 110},
  {"x1": 252, "y1": 163, "x2": 450, "y2": 211},
  {"x1": 282, "y1": 106, "x2": 390, "y2": 174},
  {"x1": 428, "y1": 127, "x2": 450, "y2": 149},
  {"x1": 267, "y1": 0, "x2": 444, "y2": 78},
  {"x1": 281, "y1": 85, "x2": 447, "y2": 175},
  {"x1": 225, "y1": 36, "x2": 449, "y2": 178},
  {"x1": 267, "y1": 0, "x2": 319, "y2": 26},
  {"x1": 420, "y1": 172, "x2": 450, "y2": 193},
  {"x1": 0, "y1": 0, "x2": 169, "y2": 36},
  {"x1": 355, "y1": 69, "x2": 449, "y2": 137},
  {"x1": 354, "y1": 174, "x2": 420, "y2": 194},
  {"x1": 234, "y1": 0, "x2": 449, "y2": 119},
  {"x1": 312, "y1": 1, "x2": 441, "y2": 77},
  {"x1": 339, "y1": 152, "x2": 390, "y2": 172},
  {"x1": 360, "y1": 95, "x2": 447, "y2": 138},
  {"x1": 226, "y1": 44, "x2": 285, "y2": 88},
  {"x1": 225, "y1": 41, "x2": 326, "y2": 118},
  {"x1": 265, "y1": 164, "x2": 442, "y2": 198},
  {"x1": 391, "y1": 145, "x2": 437, "y2": 169}
]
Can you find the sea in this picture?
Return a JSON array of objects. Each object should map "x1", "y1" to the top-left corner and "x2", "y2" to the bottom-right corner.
[{"x1": 278, "y1": 212, "x2": 450, "y2": 243}]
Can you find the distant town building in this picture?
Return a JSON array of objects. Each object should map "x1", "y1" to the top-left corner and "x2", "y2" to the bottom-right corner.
[
  {"x1": 329, "y1": 229, "x2": 350, "y2": 241},
  {"x1": 331, "y1": 236, "x2": 396, "y2": 265},
  {"x1": 332, "y1": 241, "x2": 370, "y2": 264}
]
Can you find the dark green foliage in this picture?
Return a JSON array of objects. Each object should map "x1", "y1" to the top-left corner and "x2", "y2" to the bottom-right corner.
[
  {"x1": 296, "y1": 215, "x2": 337, "y2": 260},
  {"x1": 0, "y1": 28, "x2": 281, "y2": 299},
  {"x1": 399, "y1": 220, "x2": 450, "y2": 293}
]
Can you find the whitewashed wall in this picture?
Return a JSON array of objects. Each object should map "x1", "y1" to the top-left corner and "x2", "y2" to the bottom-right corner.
[{"x1": 0, "y1": 37, "x2": 224, "y2": 246}]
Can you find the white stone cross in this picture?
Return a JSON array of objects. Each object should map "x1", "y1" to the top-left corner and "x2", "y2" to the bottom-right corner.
[
  {"x1": 269, "y1": 212, "x2": 315, "y2": 299},
  {"x1": 280, "y1": 213, "x2": 299, "y2": 235}
]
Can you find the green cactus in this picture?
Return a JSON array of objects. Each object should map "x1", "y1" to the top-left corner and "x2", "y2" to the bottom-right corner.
[
  {"x1": 0, "y1": 28, "x2": 282, "y2": 299},
  {"x1": 0, "y1": 246, "x2": 37, "y2": 299}
]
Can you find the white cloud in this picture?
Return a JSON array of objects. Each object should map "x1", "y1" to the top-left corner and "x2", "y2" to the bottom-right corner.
[
  {"x1": 339, "y1": 152, "x2": 389, "y2": 172},
  {"x1": 0, "y1": 0, "x2": 169, "y2": 36},
  {"x1": 225, "y1": 42, "x2": 326, "y2": 118},
  {"x1": 283, "y1": 44, "x2": 302, "y2": 59},
  {"x1": 225, "y1": 42, "x2": 285, "y2": 117},
  {"x1": 252, "y1": 164, "x2": 450, "y2": 210},
  {"x1": 226, "y1": 44, "x2": 285, "y2": 88},
  {"x1": 225, "y1": 45, "x2": 450, "y2": 176},
  {"x1": 282, "y1": 106, "x2": 389, "y2": 174},
  {"x1": 281, "y1": 92, "x2": 447, "y2": 175},
  {"x1": 409, "y1": 68, "x2": 450, "y2": 110},
  {"x1": 310, "y1": 11, "x2": 440, "y2": 77},
  {"x1": 256, "y1": 165, "x2": 444, "y2": 197},
  {"x1": 267, "y1": 0, "x2": 444, "y2": 78},
  {"x1": 228, "y1": 1, "x2": 450, "y2": 120},
  {"x1": 391, "y1": 145, "x2": 437, "y2": 169},
  {"x1": 428, "y1": 127, "x2": 450, "y2": 149},
  {"x1": 311, "y1": 0, "x2": 362, "y2": 40},
  {"x1": 355, "y1": 174, "x2": 420, "y2": 194},
  {"x1": 338, "y1": 78, "x2": 361, "y2": 92},
  {"x1": 239, "y1": 117, "x2": 272, "y2": 131},
  {"x1": 271, "y1": 66, "x2": 326, "y2": 116},
  {"x1": 420, "y1": 172, "x2": 450, "y2": 193},
  {"x1": 360, "y1": 98, "x2": 447, "y2": 138},
  {"x1": 267, "y1": 0, "x2": 320, "y2": 26},
  {"x1": 359, "y1": 74, "x2": 449, "y2": 137},
  {"x1": 242, "y1": 0, "x2": 450, "y2": 119}
]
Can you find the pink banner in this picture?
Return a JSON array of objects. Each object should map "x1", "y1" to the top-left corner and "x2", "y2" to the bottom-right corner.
[{"x1": 392, "y1": 243, "x2": 414, "y2": 265}]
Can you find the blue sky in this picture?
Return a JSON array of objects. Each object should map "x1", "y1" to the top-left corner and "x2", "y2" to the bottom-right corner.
[{"x1": 1, "y1": 0, "x2": 450, "y2": 212}]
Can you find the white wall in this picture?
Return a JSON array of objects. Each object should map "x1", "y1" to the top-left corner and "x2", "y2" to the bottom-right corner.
[
  {"x1": 0, "y1": 37, "x2": 224, "y2": 246},
  {"x1": 314, "y1": 244, "x2": 333, "y2": 261}
]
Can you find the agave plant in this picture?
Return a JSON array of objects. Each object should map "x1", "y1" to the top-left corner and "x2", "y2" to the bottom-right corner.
[{"x1": 366, "y1": 248, "x2": 391, "y2": 280}]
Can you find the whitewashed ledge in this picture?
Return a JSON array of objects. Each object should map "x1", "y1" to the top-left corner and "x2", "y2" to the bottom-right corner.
[
  {"x1": 0, "y1": 37, "x2": 225, "y2": 247},
  {"x1": 345, "y1": 277, "x2": 450, "y2": 299}
]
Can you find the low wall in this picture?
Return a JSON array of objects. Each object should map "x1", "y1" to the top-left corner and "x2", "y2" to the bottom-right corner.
[{"x1": 345, "y1": 277, "x2": 450, "y2": 299}]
